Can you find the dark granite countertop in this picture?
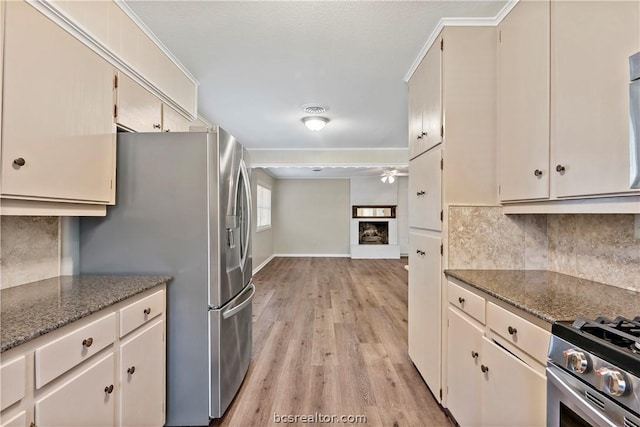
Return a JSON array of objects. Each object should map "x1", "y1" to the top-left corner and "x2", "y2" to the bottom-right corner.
[
  {"x1": 444, "y1": 270, "x2": 640, "y2": 324},
  {"x1": 1, "y1": 275, "x2": 171, "y2": 352}
]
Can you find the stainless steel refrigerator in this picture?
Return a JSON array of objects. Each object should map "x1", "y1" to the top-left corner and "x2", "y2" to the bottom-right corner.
[{"x1": 79, "y1": 129, "x2": 253, "y2": 426}]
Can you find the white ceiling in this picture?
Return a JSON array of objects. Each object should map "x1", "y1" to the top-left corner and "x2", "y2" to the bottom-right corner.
[
  {"x1": 265, "y1": 165, "x2": 409, "y2": 179},
  {"x1": 125, "y1": 1, "x2": 507, "y2": 150}
]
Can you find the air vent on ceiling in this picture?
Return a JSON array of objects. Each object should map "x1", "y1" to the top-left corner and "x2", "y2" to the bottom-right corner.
[{"x1": 303, "y1": 105, "x2": 326, "y2": 114}]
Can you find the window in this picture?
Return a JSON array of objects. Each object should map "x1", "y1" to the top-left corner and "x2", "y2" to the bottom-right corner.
[{"x1": 256, "y1": 184, "x2": 271, "y2": 230}]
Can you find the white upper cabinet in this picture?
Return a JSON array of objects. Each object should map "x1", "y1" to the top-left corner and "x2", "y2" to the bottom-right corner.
[
  {"x1": 408, "y1": 39, "x2": 442, "y2": 160},
  {"x1": 551, "y1": 0, "x2": 640, "y2": 198},
  {"x1": 2, "y1": 1, "x2": 115, "y2": 205},
  {"x1": 498, "y1": 0, "x2": 550, "y2": 202},
  {"x1": 116, "y1": 73, "x2": 163, "y2": 133},
  {"x1": 50, "y1": 0, "x2": 197, "y2": 118},
  {"x1": 498, "y1": 0, "x2": 640, "y2": 208},
  {"x1": 162, "y1": 104, "x2": 192, "y2": 133}
]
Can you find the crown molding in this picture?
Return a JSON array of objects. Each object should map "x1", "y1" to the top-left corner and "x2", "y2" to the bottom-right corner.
[
  {"x1": 114, "y1": 0, "x2": 199, "y2": 87},
  {"x1": 404, "y1": 0, "x2": 519, "y2": 82}
]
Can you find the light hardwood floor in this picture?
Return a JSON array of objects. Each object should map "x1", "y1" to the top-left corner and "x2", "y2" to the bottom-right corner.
[{"x1": 211, "y1": 257, "x2": 452, "y2": 427}]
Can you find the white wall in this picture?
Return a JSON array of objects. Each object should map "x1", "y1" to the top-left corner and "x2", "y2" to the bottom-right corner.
[
  {"x1": 274, "y1": 179, "x2": 350, "y2": 255},
  {"x1": 251, "y1": 168, "x2": 275, "y2": 272}
]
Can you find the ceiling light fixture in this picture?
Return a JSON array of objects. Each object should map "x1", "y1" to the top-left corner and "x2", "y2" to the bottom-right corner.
[
  {"x1": 381, "y1": 169, "x2": 398, "y2": 184},
  {"x1": 302, "y1": 116, "x2": 329, "y2": 131}
]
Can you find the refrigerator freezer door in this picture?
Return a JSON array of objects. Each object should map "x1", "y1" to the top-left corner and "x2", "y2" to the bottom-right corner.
[
  {"x1": 215, "y1": 129, "x2": 246, "y2": 308},
  {"x1": 209, "y1": 282, "x2": 254, "y2": 418}
]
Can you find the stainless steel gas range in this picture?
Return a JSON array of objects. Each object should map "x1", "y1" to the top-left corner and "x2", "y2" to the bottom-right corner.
[{"x1": 547, "y1": 317, "x2": 640, "y2": 427}]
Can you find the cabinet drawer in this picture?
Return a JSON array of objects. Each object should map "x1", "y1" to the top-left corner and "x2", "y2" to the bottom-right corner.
[
  {"x1": 487, "y1": 302, "x2": 550, "y2": 365},
  {"x1": 120, "y1": 290, "x2": 164, "y2": 338},
  {"x1": 35, "y1": 313, "x2": 116, "y2": 388},
  {"x1": 447, "y1": 281, "x2": 485, "y2": 324},
  {"x1": 0, "y1": 356, "x2": 26, "y2": 411}
]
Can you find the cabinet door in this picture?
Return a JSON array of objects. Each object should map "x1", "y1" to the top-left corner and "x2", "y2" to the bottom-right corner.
[
  {"x1": 446, "y1": 308, "x2": 483, "y2": 427},
  {"x1": 116, "y1": 72, "x2": 162, "y2": 132},
  {"x1": 421, "y1": 38, "x2": 442, "y2": 154},
  {"x1": 162, "y1": 104, "x2": 190, "y2": 133},
  {"x1": 2, "y1": 1, "x2": 115, "y2": 203},
  {"x1": 551, "y1": 1, "x2": 640, "y2": 198},
  {"x1": 119, "y1": 320, "x2": 164, "y2": 427},
  {"x1": 408, "y1": 232, "x2": 442, "y2": 399},
  {"x1": 408, "y1": 61, "x2": 425, "y2": 160},
  {"x1": 498, "y1": 0, "x2": 550, "y2": 201},
  {"x1": 35, "y1": 353, "x2": 115, "y2": 427},
  {"x1": 480, "y1": 337, "x2": 546, "y2": 427},
  {"x1": 408, "y1": 148, "x2": 442, "y2": 231}
]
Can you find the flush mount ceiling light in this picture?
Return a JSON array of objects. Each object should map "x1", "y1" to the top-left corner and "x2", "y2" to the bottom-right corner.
[
  {"x1": 302, "y1": 116, "x2": 329, "y2": 131},
  {"x1": 381, "y1": 169, "x2": 398, "y2": 184}
]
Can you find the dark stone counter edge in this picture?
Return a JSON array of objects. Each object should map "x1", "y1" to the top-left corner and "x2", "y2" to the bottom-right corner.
[
  {"x1": 1, "y1": 276, "x2": 172, "y2": 353},
  {"x1": 444, "y1": 270, "x2": 557, "y2": 324}
]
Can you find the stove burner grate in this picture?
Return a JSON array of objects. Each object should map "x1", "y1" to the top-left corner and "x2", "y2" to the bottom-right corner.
[{"x1": 572, "y1": 316, "x2": 640, "y2": 353}]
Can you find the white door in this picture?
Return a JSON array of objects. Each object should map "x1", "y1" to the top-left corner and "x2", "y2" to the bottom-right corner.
[
  {"x1": 480, "y1": 337, "x2": 546, "y2": 427},
  {"x1": 408, "y1": 148, "x2": 442, "y2": 231},
  {"x1": 2, "y1": 1, "x2": 115, "y2": 203},
  {"x1": 35, "y1": 353, "x2": 115, "y2": 427},
  {"x1": 551, "y1": 0, "x2": 640, "y2": 198},
  {"x1": 408, "y1": 232, "x2": 442, "y2": 399},
  {"x1": 446, "y1": 308, "x2": 483, "y2": 427},
  {"x1": 498, "y1": 0, "x2": 550, "y2": 201},
  {"x1": 120, "y1": 320, "x2": 165, "y2": 427}
]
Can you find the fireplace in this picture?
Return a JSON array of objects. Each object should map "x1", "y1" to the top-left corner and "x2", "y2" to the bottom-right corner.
[{"x1": 358, "y1": 221, "x2": 389, "y2": 245}]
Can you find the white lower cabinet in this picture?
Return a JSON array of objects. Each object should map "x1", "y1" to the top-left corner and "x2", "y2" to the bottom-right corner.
[
  {"x1": 446, "y1": 308, "x2": 483, "y2": 427},
  {"x1": 35, "y1": 353, "x2": 115, "y2": 427},
  {"x1": 119, "y1": 320, "x2": 165, "y2": 427},
  {"x1": 446, "y1": 281, "x2": 547, "y2": 427},
  {"x1": 480, "y1": 336, "x2": 546, "y2": 427},
  {"x1": 408, "y1": 232, "x2": 442, "y2": 397},
  {"x1": 0, "y1": 286, "x2": 166, "y2": 427}
]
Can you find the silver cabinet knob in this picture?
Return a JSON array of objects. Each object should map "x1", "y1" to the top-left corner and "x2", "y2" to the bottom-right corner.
[
  {"x1": 596, "y1": 368, "x2": 627, "y2": 396},
  {"x1": 562, "y1": 349, "x2": 589, "y2": 374},
  {"x1": 534, "y1": 169, "x2": 543, "y2": 177}
]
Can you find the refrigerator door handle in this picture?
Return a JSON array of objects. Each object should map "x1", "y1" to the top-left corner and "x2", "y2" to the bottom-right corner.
[
  {"x1": 222, "y1": 282, "x2": 255, "y2": 319},
  {"x1": 238, "y1": 159, "x2": 252, "y2": 269}
]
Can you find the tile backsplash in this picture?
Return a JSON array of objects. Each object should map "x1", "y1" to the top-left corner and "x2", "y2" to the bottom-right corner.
[
  {"x1": 1, "y1": 216, "x2": 60, "y2": 289},
  {"x1": 448, "y1": 206, "x2": 640, "y2": 292}
]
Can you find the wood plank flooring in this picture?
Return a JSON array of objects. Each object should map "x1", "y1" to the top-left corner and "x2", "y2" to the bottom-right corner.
[{"x1": 211, "y1": 257, "x2": 452, "y2": 427}]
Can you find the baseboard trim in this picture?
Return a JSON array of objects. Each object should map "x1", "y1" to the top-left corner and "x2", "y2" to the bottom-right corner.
[
  {"x1": 273, "y1": 253, "x2": 351, "y2": 258},
  {"x1": 252, "y1": 254, "x2": 276, "y2": 275}
]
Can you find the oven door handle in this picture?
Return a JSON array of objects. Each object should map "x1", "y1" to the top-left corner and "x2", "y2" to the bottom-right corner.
[{"x1": 547, "y1": 365, "x2": 617, "y2": 427}]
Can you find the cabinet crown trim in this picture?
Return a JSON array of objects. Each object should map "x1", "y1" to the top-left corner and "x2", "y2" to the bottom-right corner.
[
  {"x1": 28, "y1": 0, "x2": 197, "y2": 120},
  {"x1": 404, "y1": 0, "x2": 519, "y2": 82}
]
